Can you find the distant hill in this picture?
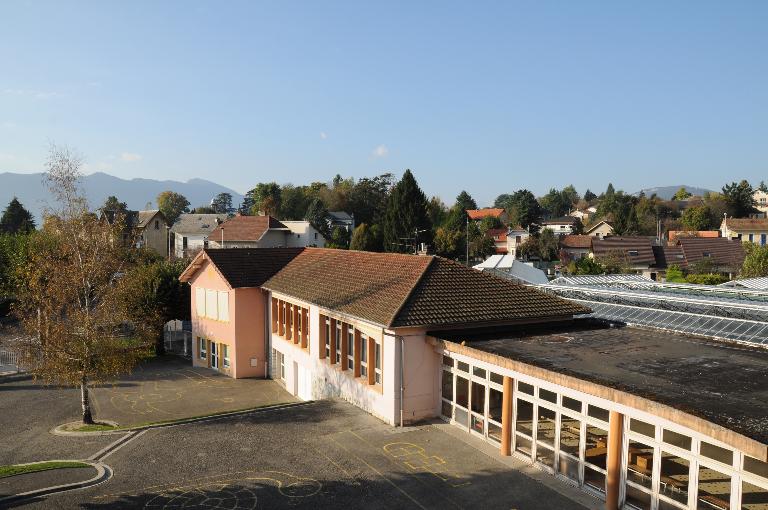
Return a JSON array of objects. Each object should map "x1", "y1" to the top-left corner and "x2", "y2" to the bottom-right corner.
[
  {"x1": 637, "y1": 185, "x2": 714, "y2": 200},
  {"x1": 0, "y1": 171, "x2": 244, "y2": 222}
]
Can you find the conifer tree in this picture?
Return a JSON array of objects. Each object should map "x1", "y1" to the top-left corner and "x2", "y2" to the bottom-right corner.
[
  {"x1": 0, "y1": 197, "x2": 36, "y2": 234},
  {"x1": 382, "y1": 170, "x2": 432, "y2": 252}
]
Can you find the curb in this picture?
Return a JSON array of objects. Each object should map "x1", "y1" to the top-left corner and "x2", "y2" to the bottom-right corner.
[
  {"x1": 0, "y1": 460, "x2": 113, "y2": 506},
  {"x1": 50, "y1": 400, "x2": 311, "y2": 437}
]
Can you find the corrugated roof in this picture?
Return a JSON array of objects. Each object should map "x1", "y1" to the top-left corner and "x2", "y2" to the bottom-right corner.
[
  {"x1": 208, "y1": 215, "x2": 288, "y2": 242},
  {"x1": 592, "y1": 236, "x2": 656, "y2": 266},
  {"x1": 180, "y1": 248, "x2": 304, "y2": 288},
  {"x1": 721, "y1": 277, "x2": 768, "y2": 290},
  {"x1": 171, "y1": 214, "x2": 227, "y2": 235},
  {"x1": 263, "y1": 248, "x2": 587, "y2": 328}
]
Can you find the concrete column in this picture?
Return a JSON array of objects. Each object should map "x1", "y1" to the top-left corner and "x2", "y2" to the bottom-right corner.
[
  {"x1": 606, "y1": 410, "x2": 624, "y2": 510},
  {"x1": 501, "y1": 376, "x2": 514, "y2": 456}
]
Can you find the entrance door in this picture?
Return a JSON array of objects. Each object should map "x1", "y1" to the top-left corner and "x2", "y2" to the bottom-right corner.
[
  {"x1": 210, "y1": 342, "x2": 218, "y2": 369},
  {"x1": 296, "y1": 365, "x2": 312, "y2": 401}
]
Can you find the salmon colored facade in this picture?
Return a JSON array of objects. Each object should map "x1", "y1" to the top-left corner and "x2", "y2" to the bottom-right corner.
[{"x1": 188, "y1": 258, "x2": 268, "y2": 378}]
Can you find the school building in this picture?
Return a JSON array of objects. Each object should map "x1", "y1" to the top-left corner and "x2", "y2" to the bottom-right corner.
[{"x1": 179, "y1": 247, "x2": 768, "y2": 510}]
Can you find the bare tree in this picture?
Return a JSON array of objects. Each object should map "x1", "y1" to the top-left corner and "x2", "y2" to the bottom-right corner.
[{"x1": 14, "y1": 144, "x2": 153, "y2": 424}]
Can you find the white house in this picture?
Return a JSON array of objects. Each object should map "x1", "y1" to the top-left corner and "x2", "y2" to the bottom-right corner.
[
  {"x1": 208, "y1": 215, "x2": 327, "y2": 249},
  {"x1": 171, "y1": 213, "x2": 227, "y2": 258}
]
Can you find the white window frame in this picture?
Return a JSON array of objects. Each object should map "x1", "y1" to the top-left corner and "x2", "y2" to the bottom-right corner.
[
  {"x1": 222, "y1": 344, "x2": 230, "y2": 369},
  {"x1": 324, "y1": 319, "x2": 331, "y2": 359},
  {"x1": 347, "y1": 327, "x2": 355, "y2": 371},
  {"x1": 359, "y1": 333, "x2": 368, "y2": 378},
  {"x1": 374, "y1": 339, "x2": 382, "y2": 384},
  {"x1": 335, "y1": 323, "x2": 343, "y2": 364},
  {"x1": 199, "y1": 337, "x2": 206, "y2": 359},
  {"x1": 210, "y1": 342, "x2": 218, "y2": 369}
]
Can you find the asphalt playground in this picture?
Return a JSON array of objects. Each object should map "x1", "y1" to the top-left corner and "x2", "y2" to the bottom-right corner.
[{"x1": 0, "y1": 358, "x2": 599, "y2": 510}]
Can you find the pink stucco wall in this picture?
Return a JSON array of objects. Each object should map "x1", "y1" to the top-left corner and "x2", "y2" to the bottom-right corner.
[{"x1": 188, "y1": 258, "x2": 266, "y2": 378}]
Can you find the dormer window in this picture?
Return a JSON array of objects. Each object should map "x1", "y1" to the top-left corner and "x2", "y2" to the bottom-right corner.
[
  {"x1": 628, "y1": 250, "x2": 639, "y2": 256},
  {"x1": 703, "y1": 252, "x2": 712, "y2": 257}
]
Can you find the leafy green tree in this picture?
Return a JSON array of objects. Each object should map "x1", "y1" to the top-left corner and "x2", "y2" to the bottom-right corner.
[
  {"x1": 325, "y1": 226, "x2": 351, "y2": 249},
  {"x1": 568, "y1": 257, "x2": 604, "y2": 275},
  {"x1": 276, "y1": 185, "x2": 311, "y2": 220},
  {"x1": 468, "y1": 222, "x2": 496, "y2": 261},
  {"x1": 672, "y1": 187, "x2": 692, "y2": 200},
  {"x1": 347, "y1": 174, "x2": 394, "y2": 225},
  {"x1": 100, "y1": 196, "x2": 128, "y2": 216},
  {"x1": 157, "y1": 191, "x2": 190, "y2": 225},
  {"x1": 517, "y1": 228, "x2": 559, "y2": 261},
  {"x1": 539, "y1": 188, "x2": 569, "y2": 218},
  {"x1": 122, "y1": 259, "x2": 191, "y2": 354},
  {"x1": 382, "y1": 170, "x2": 432, "y2": 253},
  {"x1": 0, "y1": 197, "x2": 36, "y2": 234},
  {"x1": 247, "y1": 182, "x2": 282, "y2": 216},
  {"x1": 211, "y1": 192, "x2": 233, "y2": 214},
  {"x1": 305, "y1": 197, "x2": 331, "y2": 237},
  {"x1": 681, "y1": 205, "x2": 716, "y2": 231},
  {"x1": 480, "y1": 215, "x2": 504, "y2": 230},
  {"x1": 495, "y1": 190, "x2": 541, "y2": 228},
  {"x1": 722, "y1": 180, "x2": 756, "y2": 218},
  {"x1": 583, "y1": 189, "x2": 597, "y2": 202},
  {"x1": 433, "y1": 227, "x2": 463, "y2": 259},
  {"x1": 349, "y1": 223, "x2": 383, "y2": 252},
  {"x1": 740, "y1": 243, "x2": 768, "y2": 278},
  {"x1": 665, "y1": 265, "x2": 686, "y2": 282},
  {"x1": 0, "y1": 233, "x2": 29, "y2": 298},
  {"x1": 426, "y1": 196, "x2": 448, "y2": 228}
]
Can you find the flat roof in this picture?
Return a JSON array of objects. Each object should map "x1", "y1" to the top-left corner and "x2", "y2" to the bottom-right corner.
[{"x1": 431, "y1": 319, "x2": 768, "y2": 446}]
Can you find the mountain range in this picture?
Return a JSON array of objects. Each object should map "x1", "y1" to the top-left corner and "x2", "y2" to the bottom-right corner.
[
  {"x1": 636, "y1": 185, "x2": 714, "y2": 200},
  {"x1": 0, "y1": 171, "x2": 244, "y2": 222}
]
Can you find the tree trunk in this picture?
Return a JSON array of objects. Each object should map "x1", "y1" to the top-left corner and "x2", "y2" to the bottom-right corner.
[{"x1": 81, "y1": 377, "x2": 94, "y2": 424}]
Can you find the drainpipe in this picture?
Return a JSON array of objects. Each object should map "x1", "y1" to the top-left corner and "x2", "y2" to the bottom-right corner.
[
  {"x1": 264, "y1": 291, "x2": 271, "y2": 378},
  {"x1": 399, "y1": 335, "x2": 405, "y2": 428}
]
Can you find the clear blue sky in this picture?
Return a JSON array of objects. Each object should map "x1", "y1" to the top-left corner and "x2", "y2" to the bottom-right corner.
[{"x1": 1, "y1": 1, "x2": 766, "y2": 206}]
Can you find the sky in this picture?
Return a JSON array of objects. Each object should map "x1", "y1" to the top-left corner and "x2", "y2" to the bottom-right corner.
[{"x1": 1, "y1": 1, "x2": 766, "y2": 206}]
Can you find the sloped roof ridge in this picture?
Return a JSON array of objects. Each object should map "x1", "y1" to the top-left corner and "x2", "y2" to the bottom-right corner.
[{"x1": 386, "y1": 255, "x2": 436, "y2": 327}]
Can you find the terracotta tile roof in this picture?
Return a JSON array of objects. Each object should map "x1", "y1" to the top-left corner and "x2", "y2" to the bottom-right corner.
[
  {"x1": 592, "y1": 236, "x2": 656, "y2": 266},
  {"x1": 486, "y1": 228, "x2": 507, "y2": 241},
  {"x1": 560, "y1": 235, "x2": 593, "y2": 249},
  {"x1": 677, "y1": 237, "x2": 745, "y2": 269},
  {"x1": 467, "y1": 208, "x2": 505, "y2": 220},
  {"x1": 263, "y1": 248, "x2": 589, "y2": 328},
  {"x1": 392, "y1": 258, "x2": 590, "y2": 328},
  {"x1": 723, "y1": 217, "x2": 768, "y2": 231},
  {"x1": 180, "y1": 248, "x2": 304, "y2": 287},
  {"x1": 667, "y1": 230, "x2": 719, "y2": 242},
  {"x1": 208, "y1": 215, "x2": 288, "y2": 242},
  {"x1": 263, "y1": 248, "x2": 432, "y2": 326}
]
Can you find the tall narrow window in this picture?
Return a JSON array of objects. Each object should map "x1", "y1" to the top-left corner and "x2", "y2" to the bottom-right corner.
[
  {"x1": 347, "y1": 327, "x2": 355, "y2": 371},
  {"x1": 217, "y1": 291, "x2": 229, "y2": 322},
  {"x1": 374, "y1": 340, "x2": 382, "y2": 384},
  {"x1": 205, "y1": 289, "x2": 218, "y2": 320},
  {"x1": 359, "y1": 334, "x2": 368, "y2": 377},
  {"x1": 195, "y1": 288, "x2": 206, "y2": 316},
  {"x1": 199, "y1": 337, "x2": 207, "y2": 359},
  {"x1": 324, "y1": 318, "x2": 331, "y2": 359},
  {"x1": 210, "y1": 342, "x2": 218, "y2": 369},
  {"x1": 335, "y1": 322, "x2": 343, "y2": 364},
  {"x1": 222, "y1": 344, "x2": 230, "y2": 369}
]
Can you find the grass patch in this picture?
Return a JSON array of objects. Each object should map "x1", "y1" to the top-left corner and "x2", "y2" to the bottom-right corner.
[
  {"x1": 73, "y1": 423, "x2": 118, "y2": 432},
  {"x1": 0, "y1": 461, "x2": 91, "y2": 479}
]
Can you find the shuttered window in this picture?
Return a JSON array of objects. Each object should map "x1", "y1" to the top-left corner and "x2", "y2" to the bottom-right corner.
[
  {"x1": 205, "y1": 289, "x2": 218, "y2": 320},
  {"x1": 217, "y1": 291, "x2": 229, "y2": 322},
  {"x1": 195, "y1": 288, "x2": 205, "y2": 316}
]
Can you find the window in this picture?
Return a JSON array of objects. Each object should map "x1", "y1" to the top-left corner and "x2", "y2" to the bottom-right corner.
[
  {"x1": 210, "y1": 342, "x2": 218, "y2": 369},
  {"x1": 222, "y1": 344, "x2": 230, "y2": 368},
  {"x1": 199, "y1": 337, "x2": 207, "y2": 359},
  {"x1": 155, "y1": 220, "x2": 159, "y2": 229},
  {"x1": 324, "y1": 318, "x2": 331, "y2": 359},
  {"x1": 697, "y1": 463, "x2": 730, "y2": 510},
  {"x1": 659, "y1": 450, "x2": 689, "y2": 505},
  {"x1": 457, "y1": 361, "x2": 469, "y2": 373},
  {"x1": 335, "y1": 323, "x2": 342, "y2": 364},
  {"x1": 217, "y1": 291, "x2": 229, "y2": 322},
  {"x1": 490, "y1": 372, "x2": 503, "y2": 385},
  {"x1": 628, "y1": 250, "x2": 639, "y2": 256},
  {"x1": 626, "y1": 439, "x2": 654, "y2": 489},
  {"x1": 347, "y1": 327, "x2": 354, "y2": 371},
  {"x1": 662, "y1": 429, "x2": 691, "y2": 450},
  {"x1": 518, "y1": 381, "x2": 534, "y2": 395},
  {"x1": 374, "y1": 340, "x2": 382, "y2": 384},
  {"x1": 703, "y1": 251, "x2": 712, "y2": 258},
  {"x1": 587, "y1": 405, "x2": 609, "y2": 422},
  {"x1": 700, "y1": 442, "x2": 732, "y2": 466},
  {"x1": 630, "y1": 418, "x2": 655, "y2": 438},
  {"x1": 360, "y1": 335, "x2": 368, "y2": 377},
  {"x1": 563, "y1": 396, "x2": 582, "y2": 413},
  {"x1": 539, "y1": 388, "x2": 557, "y2": 403},
  {"x1": 195, "y1": 288, "x2": 205, "y2": 316},
  {"x1": 278, "y1": 351, "x2": 285, "y2": 380}
]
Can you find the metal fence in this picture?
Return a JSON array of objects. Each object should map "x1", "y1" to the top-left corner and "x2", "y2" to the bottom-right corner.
[
  {"x1": 0, "y1": 349, "x2": 21, "y2": 373},
  {"x1": 164, "y1": 320, "x2": 192, "y2": 357}
]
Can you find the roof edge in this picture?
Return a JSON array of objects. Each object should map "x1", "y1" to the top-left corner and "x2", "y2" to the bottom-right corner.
[{"x1": 385, "y1": 255, "x2": 436, "y2": 328}]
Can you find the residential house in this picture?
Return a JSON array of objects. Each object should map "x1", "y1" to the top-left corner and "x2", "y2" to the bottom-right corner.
[
  {"x1": 676, "y1": 237, "x2": 745, "y2": 275},
  {"x1": 178, "y1": 247, "x2": 768, "y2": 510},
  {"x1": 585, "y1": 219, "x2": 614, "y2": 239},
  {"x1": 207, "y1": 215, "x2": 326, "y2": 249},
  {"x1": 467, "y1": 208, "x2": 509, "y2": 225},
  {"x1": 721, "y1": 217, "x2": 768, "y2": 246},
  {"x1": 472, "y1": 254, "x2": 548, "y2": 284},
  {"x1": 486, "y1": 228, "x2": 508, "y2": 254},
  {"x1": 539, "y1": 217, "x2": 579, "y2": 236},
  {"x1": 102, "y1": 209, "x2": 169, "y2": 255},
  {"x1": 328, "y1": 211, "x2": 355, "y2": 232},
  {"x1": 559, "y1": 235, "x2": 593, "y2": 261},
  {"x1": 568, "y1": 206, "x2": 596, "y2": 223},
  {"x1": 667, "y1": 230, "x2": 720, "y2": 242},
  {"x1": 754, "y1": 190, "x2": 768, "y2": 215},
  {"x1": 591, "y1": 236, "x2": 657, "y2": 275},
  {"x1": 505, "y1": 226, "x2": 529, "y2": 258},
  {"x1": 171, "y1": 213, "x2": 227, "y2": 258}
]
